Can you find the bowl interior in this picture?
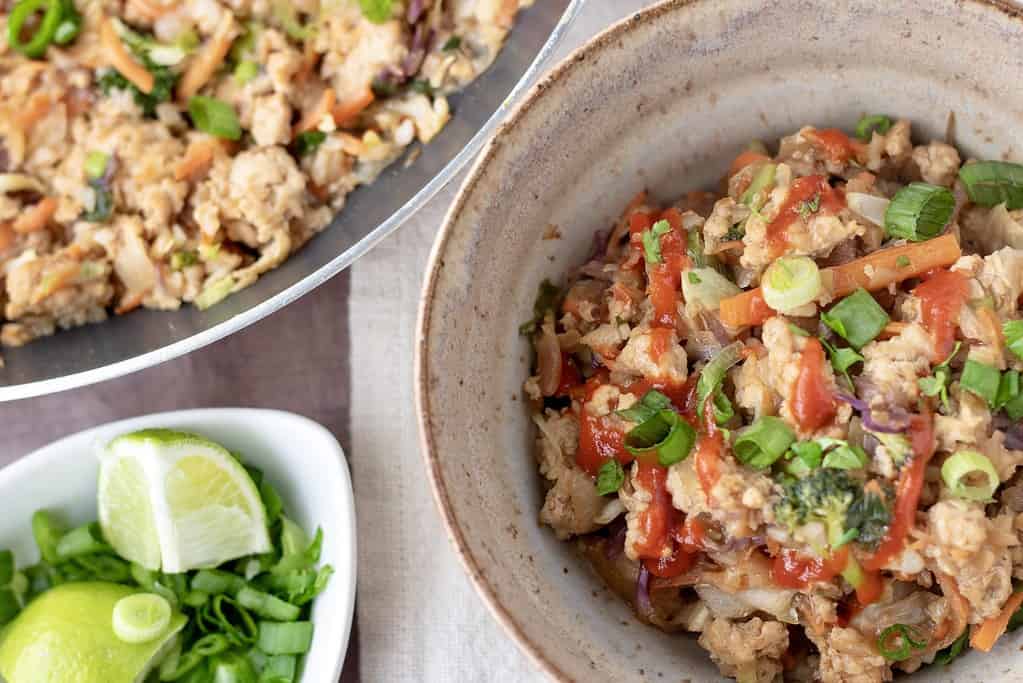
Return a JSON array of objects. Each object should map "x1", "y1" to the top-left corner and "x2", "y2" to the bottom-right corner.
[
  {"x1": 0, "y1": 408, "x2": 356, "y2": 682},
  {"x1": 417, "y1": 0, "x2": 1023, "y2": 680},
  {"x1": 0, "y1": 0, "x2": 576, "y2": 401}
]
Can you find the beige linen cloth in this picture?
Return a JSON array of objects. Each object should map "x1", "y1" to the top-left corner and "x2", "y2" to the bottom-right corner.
[{"x1": 0, "y1": 3, "x2": 645, "y2": 680}]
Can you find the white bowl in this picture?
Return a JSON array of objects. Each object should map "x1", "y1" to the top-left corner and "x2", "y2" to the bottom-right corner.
[{"x1": 0, "y1": 408, "x2": 356, "y2": 682}]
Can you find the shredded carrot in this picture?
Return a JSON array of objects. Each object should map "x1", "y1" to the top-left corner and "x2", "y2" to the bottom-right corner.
[
  {"x1": 12, "y1": 197, "x2": 57, "y2": 234},
  {"x1": 100, "y1": 17, "x2": 155, "y2": 94},
  {"x1": 174, "y1": 139, "x2": 220, "y2": 182},
  {"x1": 0, "y1": 222, "x2": 14, "y2": 251},
  {"x1": 970, "y1": 591, "x2": 1023, "y2": 652},
  {"x1": 729, "y1": 151, "x2": 769, "y2": 177},
  {"x1": 720, "y1": 234, "x2": 963, "y2": 328},
  {"x1": 30, "y1": 260, "x2": 79, "y2": 305},
  {"x1": 16, "y1": 93, "x2": 53, "y2": 132},
  {"x1": 294, "y1": 88, "x2": 337, "y2": 137},
  {"x1": 331, "y1": 87, "x2": 375, "y2": 129},
  {"x1": 715, "y1": 240, "x2": 744, "y2": 252},
  {"x1": 115, "y1": 291, "x2": 145, "y2": 315},
  {"x1": 176, "y1": 13, "x2": 237, "y2": 102}
]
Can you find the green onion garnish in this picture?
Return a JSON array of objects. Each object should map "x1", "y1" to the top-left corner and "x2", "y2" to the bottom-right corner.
[
  {"x1": 642, "y1": 219, "x2": 671, "y2": 264},
  {"x1": 84, "y1": 151, "x2": 110, "y2": 181},
  {"x1": 995, "y1": 370, "x2": 1020, "y2": 413},
  {"x1": 761, "y1": 256, "x2": 821, "y2": 313},
  {"x1": 595, "y1": 460, "x2": 625, "y2": 495},
  {"x1": 696, "y1": 341, "x2": 745, "y2": 417},
  {"x1": 933, "y1": 629, "x2": 969, "y2": 666},
  {"x1": 941, "y1": 450, "x2": 999, "y2": 502},
  {"x1": 32, "y1": 510, "x2": 65, "y2": 565},
  {"x1": 55, "y1": 522, "x2": 110, "y2": 559},
  {"x1": 236, "y1": 585, "x2": 301, "y2": 621},
  {"x1": 821, "y1": 442, "x2": 868, "y2": 470},
  {"x1": 878, "y1": 624, "x2": 926, "y2": 661},
  {"x1": 819, "y1": 337, "x2": 863, "y2": 388},
  {"x1": 233, "y1": 59, "x2": 260, "y2": 84},
  {"x1": 884, "y1": 182, "x2": 954, "y2": 242},
  {"x1": 821, "y1": 288, "x2": 890, "y2": 349},
  {"x1": 917, "y1": 341, "x2": 961, "y2": 411},
  {"x1": 8, "y1": 0, "x2": 64, "y2": 58},
  {"x1": 734, "y1": 416, "x2": 795, "y2": 469},
  {"x1": 623, "y1": 410, "x2": 697, "y2": 467},
  {"x1": 1004, "y1": 320, "x2": 1023, "y2": 361},
  {"x1": 616, "y1": 389, "x2": 672, "y2": 423},
  {"x1": 960, "y1": 359, "x2": 1001, "y2": 408},
  {"x1": 958, "y1": 161, "x2": 1023, "y2": 209},
  {"x1": 784, "y1": 440, "x2": 823, "y2": 477},
  {"x1": 740, "y1": 162, "x2": 776, "y2": 210},
  {"x1": 442, "y1": 35, "x2": 462, "y2": 51},
  {"x1": 293, "y1": 130, "x2": 326, "y2": 157},
  {"x1": 187, "y1": 96, "x2": 242, "y2": 141},
  {"x1": 257, "y1": 620, "x2": 314, "y2": 655},
  {"x1": 854, "y1": 114, "x2": 891, "y2": 141}
]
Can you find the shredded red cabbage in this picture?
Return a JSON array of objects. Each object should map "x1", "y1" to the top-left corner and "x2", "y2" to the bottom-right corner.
[
  {"x1": 635, "y1": 565, "x2": 653, "y2": 620},
  {"x1": 835, "y1": 393, "x2": 911, "y2": 434},
  {"x1": 604, "y1": 518, "x2": 627, "y2": 560}
]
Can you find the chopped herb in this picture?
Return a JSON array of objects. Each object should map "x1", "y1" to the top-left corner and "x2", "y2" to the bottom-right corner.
[
  {"x1": 961, "y1": 359, "x2": 1001, "y2": 408},
  {"x1": 895, "y1": 255, "x2": 911, "y2": 268},
  {"x1": 797, "y1": 193, "x2": 821, "y2": 219},
  {"x1": 933, "y1": 629, "x2": 969, "y2": 666},
  {"x1": 687, "y1": 272, "x2": 702, "y2": 285},
  {"x1": 616, "y1": 390, "x2": 672, "y2": 424},
  {"x1": 370, "y1": 76, "x2": 400, "y2": 98},
  {"x1": 83, "y1": 183, "x2": 113, "y2": 223},
  {"x1": 642, "y1": 219, "x2": 671, "y2": 264},
  {"x1": 595, "y1": 460, "x2": 625, "y2": 496},
  {"x1": 187, "y1": 96, "x2": 242, "y2": 140},
  {"x1": 734, "y1": 416, "x2": 795, "y2": 469},
  {"x1": 854, "y1": 114, "x2": 892, "y2": 141},
  {"x1": 722, "y1": 223, "x2": 745, "y2": 242},
  {"x1": 293, "y1": 130, "x2": 326, "y2": 157},
  {"x1": 917, "y1": 341, "x2": 960, "y2": 412},
  {"x1": 821, "y1": 288, "x2": 889, "y2": 349},
  {"x1": 98, "y1": 56, "x2": 177, "y2": 118},
  {"x1": 518, "y1": 279, "x2": 560, "y2": 335},
  {"x1": 170, "y1": 250, "x2": 198, "y2": 270},
  {"x1": 357, "y1": 0, "x2": 393, "y2": 23},
  {"x1": 820, "y1": 338, "x2": 864, "y2": 388},
  {"x1": 410, "y1": 79, "x2": 434, "y2": 96},
  {"x1": 441, "y1": 35, "x2": 462, "y2": 51},
  {"x1": 1005, "y1": 320, "x2": 1023, "y2": 361}
]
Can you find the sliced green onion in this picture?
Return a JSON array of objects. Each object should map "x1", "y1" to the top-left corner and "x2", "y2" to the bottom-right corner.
[
  {"x1": 210, "y1": 651, "x2": 257, "y2": 683},
  {"x1": 734, "y1": 417, "x2": 795, "y2": 469},
  {"x1": 195, "y1": 276, "x2": 234, "y2": 310},
  {"x1": 712, "y1": 390, "x2": 734, "y2": 426},
  {"x1": 260, "y1": 478, "x2": 284, "y2": 525},
  {"x1": 680, "y1": 266, "x2": 741, "y2": 311},
  {"x1": 822, "y1": 443, "x2": 868, "y2": 470},
  {"x1": 357, "y1": 0, "x2": 393, "y2": 23},
  {"x1": 236, "y1": 586, "x2": 300, "y2": 621},
  {"x1": 8, "y1": 0, "x2": 64, "y2": 58},
  {"x1": 234, "y1": 59, "x2": 259, "y2": 84},
  {"x1": 854, "y1": 114, "x2": 891, "y2": 141},
  {"x1": 961, "y1": 359, "x2": 1001, "y2": 407},
  {"x1": 686, "y1": 228, "x2": 708, "y2": 268},
  {"x1": 55, "y1": 522, "x2": 109, "y2": 559},
  {"x1": 884, "y1": 182, "x2": 954, "y2": 241},
  {"x1": 761, "y1": 256, "x2": 821, "y2": 313},
  {"x1": 878, "y1": 624, "x2": 926, "y2": 661},
  {"x1": 616, "y1": 389, "x2": 672, "y2": 423},
  {"x1": 785, "y1": 440, "x2": 823, "y2": 477},
  {"x1": 170, "y1": 250, "x2": 198, "y2": 270},
  {"x1": 263, "y1": 655, "x2": 297, "y2": 681},
  {"x1": 740, "y1": 162, "x2": 776, "y2": 210},
  {"x1": 958, "y1": 161, "x2": 1023, "y2": 209},
  {"x1": 187, "y1": 96, "x2": 242, "y2": 140},
  {"x1": 1005, "y1": 320, "x2": 1023, "y2": 361},
  {"x1": 53, "y1": 0, "x2": 82, "y2": 45},
  {"x1": 0, "y1": 588, "x2": 20, "y2": 625},
  {"x1": 996, "y1": 370, "x2": 1020, "y2": 412},
  {"x1": 191, "y1": 569, "x2": 246, "y2": 595},
  {"x1": 623, "y1": 410, "x2": 697, "y2": 467},
  {"x1": 293, "y1": 130, "x2": 326, "y2": 156},
  {"x1": 941, "y1": 450, "x2": 999, "y2": 502},
  {"x1": 84, "y1": 151, "x2": 110, "y2": 181},
  {"x1": 0, "y1": 551, "x2": 13, "y2": 586},
  {"x1": 595, "y1": 460, "x2": 625, "y2": 496},
  {"x1": 696, "y1": 341, "x2": 745, "y2": 417},
  {"x1": 821, "y1": 288, "x2": 890, "y2": 349},
  {"x1": 279, "y1": 517, "x2": 310, "y2": 560},
  {"x1": 819, "y1": 338, "x2": 864, "y2": 387},
  {"x1": 32, "y1": 510, "x2": 64, "y2": 565},
  {"x1": 112, "y1": 593, "x2": 172, "y2": 643},
  {"x1": 1005, "y1": 376, "x2": 1023, "y2": 421},
  {"x1": 642, "y1": 219, "x2": 671, "y2": 264},
  {"x1": 442, "y1": 35, "x2": 461, "y2": 51},
  {"x1": 257, "y1": 620, "x2": 314, "y2": 655},
  {"x1": 933, "y1": 629, "x2": 969, "y2": 666}
]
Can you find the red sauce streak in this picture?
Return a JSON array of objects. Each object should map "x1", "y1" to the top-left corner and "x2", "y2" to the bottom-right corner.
[
  {"x1": 863, "y1": 412, "x2": 935, "y2": 571},
  {"x1": 636, "y1": 468, "x2": 704, "y2": 579},
  {"x1": 791, "y1": 337, "x2": 837, "y2": 432},
  {"x1": 748, "y1": 289, "x2": 776, "y2": 323},
  {"x1": 913, "y1": 268, "x2": 969, "y2": 362},
  {"x1": 771, "y1": 547, "x2": 848, "y2": 589},
  {"x1": 811, "y1": 128, "x2": 860, "y2": 164},
  {"x1": 855, "y1": 569, "x2": 884, "y2": 606},
  {"x1": 694, "y1": 397, "x2": 723, "y2": 496},
  {"x1": 577, "y1": 409, "x2": 627, "y2": 477},
  {"x1": 647, "y1": 208, "x2": 690, "y2": 328},
  {"x1": 647, "y1": 327, "x2": 674, "y2": 364},
  {"x1": 765, "y1": 175, "x2": 845, "y2": 256}
]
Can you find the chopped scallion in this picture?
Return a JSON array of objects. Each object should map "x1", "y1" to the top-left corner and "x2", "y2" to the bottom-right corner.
[
  {"x1": 595, "y1": 460, "x2": 625, "y2": 496},
  {"x1": 958, "y1": 161, "x2": 1023, "y2": 209},
  {"x1": 878, "y1": 623, "x2": 926, "y2": 661},
  {"x1": 257, "y1": 620, "x2": 314, "y2": 655},
  {"x1": 1005, "y1": 320, "x2": 1023, "y2": 361},
  {"x1": 821, "y1": 288, "x2": 889, "y2": 349},
  {"x1": 740, "y1": 162, "x2": 776, "y2": 210},
  {"x1": 854, "y1": 114, "x2": 891, "y2": 141},
  {"x1": 623, "y1": 410, "x2": 697, "y2": 467},
  {"x1": 642, "y1": 219, "x2": 671, "y2": 264},
  {"x1": 941, "y1": 450, "x2": 999, "y2": 502},
  {"x1": 696, "y1": 341, "x2": 745, "y2": 417},
  {"x1": 616, "y1": 389, "x2": 672, "y2": 423},
  {"x1": 960, "y1": 359, "x2": 1001, "y2": 407},
  {"x1": 187, "y1": 96, "x2": 242, "y2": 141},
  {"x1": 734, "y1": 416, "x2": 795, "y2": 469},
  {"x1": 84, "y1": 151, "x2": 110, "y2": 181},
  {"x1": 761, "y1": 256, "x2": 821, "y2": 313},
  {"x1": 884, "y1": 182, "x2": 954, "y2": 241}
]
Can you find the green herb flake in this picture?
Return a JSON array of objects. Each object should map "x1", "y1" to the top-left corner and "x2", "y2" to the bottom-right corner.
[
  {"x1": 642, "y1": 219, "x2": 671, "y2": 265},
  {"x1": 293, "y1": 130, "x2": 326, "y2": 157},
  {"x1": 441, "y1": 35, "x2": 462, "y2": 51},
  {"x1": 797, "y1": 193, "x2": 821, "y2": 220},
  {"x1": 595, "y1": 460, "x2": 625, "y2": 496},
  {"x1": 358, "y1": 0, "x2": 394, "y2": 23},
  {"x1": 895, "y1": 255, "x2": 911, "y2": 268}
]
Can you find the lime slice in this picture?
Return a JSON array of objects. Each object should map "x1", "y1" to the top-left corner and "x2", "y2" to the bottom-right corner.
[
  {"x1": 112, "y1": 594, "x2": 171, "y2": 644},
  {"x1": 0, "y1": 582, "x2": 186, "y2": 683},
  {"x1": 98, "y1": 429, "x2": 271, "y2": 573}
]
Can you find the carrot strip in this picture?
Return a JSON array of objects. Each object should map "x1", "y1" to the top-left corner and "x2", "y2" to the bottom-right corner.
[
  {"x1": 294, "y1": 88, "x2": 337, "y2": 137},
  {"x1": 100, "y1": 18, "x2": 155, "y2": 94},
  {"x1": 176, "y1": 13, "x2": 237, "y2": 102},
  {"x1": 0, "y1": 222, "x2": 14, "y2": 251},
  {"x1": 128, "y1": 0, "x2": 178, "y2": 19},
  {"x1": 174, "y1": 139, "x2": 220, "y2": 182},
  {"x1": 12, "y1": 197, "x2": 57, "y2": 234},
  {"x1": 719, "y1": 234, "x2": 962, "y2": 328},
  {"x1": 729, "y1": 151, "x2": 769, "y2": 177},
  {"x1": 16, "y1": 93, "x2": 52, "y2": 132},
  {"x1": 331, "y1": 87, "x2": 375, "y2": 129},
  {"x1": 970, "y1": 592, "x2": 1023, "y2": 652}
]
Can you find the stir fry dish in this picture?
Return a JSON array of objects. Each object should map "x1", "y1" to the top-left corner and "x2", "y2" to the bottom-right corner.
[
  {"x1": 523, "y1": 117, "x2": 1023, "y2": 682},
  {"x1": 0, "y1": 0, "x2": 526, "y2": 347}
]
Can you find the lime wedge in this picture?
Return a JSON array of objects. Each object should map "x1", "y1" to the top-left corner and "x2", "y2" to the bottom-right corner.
[
  {"x1": 98, "y1": 429, "x2": 271, "y2": 573},
  {"x1": 0, "y1": 582, "x2": 186, "y2": 683}
]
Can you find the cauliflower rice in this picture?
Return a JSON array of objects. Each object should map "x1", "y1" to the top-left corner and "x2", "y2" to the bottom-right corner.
[
  {"x1": 523, "y1": 117, "x2": 1023, "y2": 681},
  {"x1": 0, "y1": 0, "x2": 528, "y2": 347}
]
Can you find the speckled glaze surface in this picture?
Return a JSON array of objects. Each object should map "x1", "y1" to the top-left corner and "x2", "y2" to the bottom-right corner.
[{"x1": 415, "y1": 1, "x2": 1023, "y2": 681}]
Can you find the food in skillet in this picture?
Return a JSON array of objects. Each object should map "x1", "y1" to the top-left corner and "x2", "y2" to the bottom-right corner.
[
  {"x1": 522, "y1": 116, "x2": 1023, "y2": 682},
  {"x1": 0, "y1": 0, "x2": 527, "y2": 347}
]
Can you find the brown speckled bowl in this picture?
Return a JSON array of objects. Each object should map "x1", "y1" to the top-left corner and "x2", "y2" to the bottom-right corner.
[{"x1": 416, "y1": 1, "x2": 1023, "y2": 680}]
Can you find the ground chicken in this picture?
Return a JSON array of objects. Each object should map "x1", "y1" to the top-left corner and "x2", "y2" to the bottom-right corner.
[
  {"x1": 613, "y1": 328, "x2": 688, "y2": 386},
  {"x1": 533, "y1": 410, "x2": 605, "y2": 540},
  {"x1": 666, "y1": 454, "x2": 774, "y2": 540},
  {"x1": 911, "y1": 142, "x2": 961, "y2": 187},
  {"x1": 810, "y1": 626, "x2": 892, "y2": 683},
  {"x1": 858, "y1": 322, "x2": 933, "y2": 408},
  {"x1": 697, "y1": 617, "x2": 789, "y2": 683}
]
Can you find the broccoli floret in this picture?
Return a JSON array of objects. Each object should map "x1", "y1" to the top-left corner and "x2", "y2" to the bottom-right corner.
[
  {"x1": 98, "y1": 57, "x2": 177, "y2": 118},
  {"x1": 775, "y1": 469, "x2": 890, "y2": 550},
  {"x1": 846, "y1": 482, "x2": 893, "y2": 549}
]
